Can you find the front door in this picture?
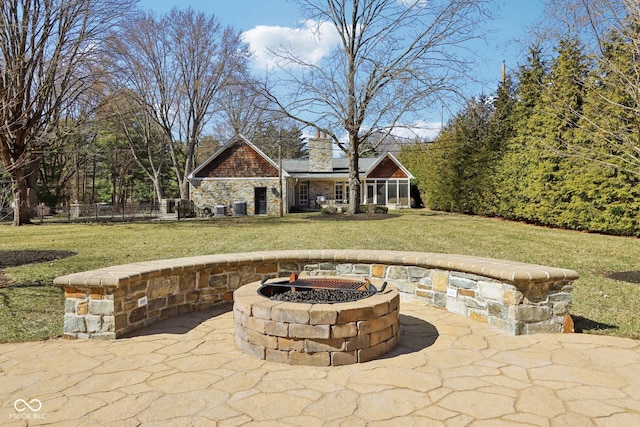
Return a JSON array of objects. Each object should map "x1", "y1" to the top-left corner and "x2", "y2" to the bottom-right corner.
[{"x1": 255, "y1": 187, "x2": 267, "y2": 215}]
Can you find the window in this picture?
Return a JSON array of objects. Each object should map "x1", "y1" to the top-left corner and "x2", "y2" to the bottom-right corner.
[
  {"x1": 388, "y1": 180, "x2": 398, "y2": 204},
  {"x1": 399, "y1": 180, "x2": 409, "y2": 206},
  {"x1": 335, "y1": 182, "x2": 349, "y2": 203},
  {"x1": 376, "y1": 181, "x2": 387, "y2": 205},
  {"x1": 335, "y1": 183, "x2": 343, "y2": 203},
  {"x1": 299, "y1": 182, "x2": 308, "y2": 206}
]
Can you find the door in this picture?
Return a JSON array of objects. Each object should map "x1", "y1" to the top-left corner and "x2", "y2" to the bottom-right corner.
[
  {"x1": 366, "y1": 183, "x2": 375, "y2": 204},
  {"x1": 255, "y1": 187, "x2": 267, "y2": 215}
]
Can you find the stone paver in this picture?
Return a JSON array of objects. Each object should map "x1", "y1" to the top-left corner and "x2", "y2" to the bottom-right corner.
[{"x1": 1, "y1": 299, "x2": 640, "y2": 425}]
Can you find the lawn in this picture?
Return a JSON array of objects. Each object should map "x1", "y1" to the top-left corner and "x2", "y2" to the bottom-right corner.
[{"x1": 1, "y1": 211, "x2": 639, "y2": 342}]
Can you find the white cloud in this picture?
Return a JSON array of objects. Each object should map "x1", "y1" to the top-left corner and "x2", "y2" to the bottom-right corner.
[
  {"x1": 390, "y1": 121, "x2": 442, "y2": 141},
  {"x1": 242, "y1": 20, "x2": 341, "y2": 69},
  {"x1": 396, "y1": 0, "x2": 429, "y2": 7}
]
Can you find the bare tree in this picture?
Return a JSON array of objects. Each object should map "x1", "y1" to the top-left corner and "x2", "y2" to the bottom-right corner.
[
  {"x1": 0, "y1": 0, "x2": 135, "y2": 225},
  {"x1": 264, "y1": 0, "x2": 492, "y2": 214},
  {"x1": 0, "y1": 161, "x2": 12, "y2": 220},
  {"x1": 112, "y1": 9, "x2": 250, "y2": 200},
  {"x1": 99, "y1": 90, "x2": 169, "y2": 204},
  {"x1": 212, "y1": 75, "x2": 270, "y2": 142}
]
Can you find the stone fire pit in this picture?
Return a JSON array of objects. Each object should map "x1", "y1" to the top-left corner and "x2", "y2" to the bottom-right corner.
[{"x1": 233, "y1": 277, "x2": 400, "y2": 366}]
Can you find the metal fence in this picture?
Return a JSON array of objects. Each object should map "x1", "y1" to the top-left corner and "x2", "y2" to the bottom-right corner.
[{"x1": 1, "y1": 200, "x2": 196, "y2": 224}]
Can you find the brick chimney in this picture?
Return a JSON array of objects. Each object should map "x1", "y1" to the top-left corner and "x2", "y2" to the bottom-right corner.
[{"x1": 308, "y1": 130, "x2": 333, "y2": 172}]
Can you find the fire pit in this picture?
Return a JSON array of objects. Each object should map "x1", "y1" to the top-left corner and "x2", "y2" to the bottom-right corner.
[
  {"x1": 234, "y1": 275, "x2": 399, "y2": 366},
  {"x1": 257, "y1": 276, "x2": 388, "y2": 303}
]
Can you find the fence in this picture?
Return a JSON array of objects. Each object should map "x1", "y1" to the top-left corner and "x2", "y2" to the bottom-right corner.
[{"x1": 1, "y1": 200, "x2": 195, "y2": 224}]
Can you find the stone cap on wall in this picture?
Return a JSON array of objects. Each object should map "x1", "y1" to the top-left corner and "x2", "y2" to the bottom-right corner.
[{"x1": 53, "y1": 249, "x2": 579, "y2": 289}]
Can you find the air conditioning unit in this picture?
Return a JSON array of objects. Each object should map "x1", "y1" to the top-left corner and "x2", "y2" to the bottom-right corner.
[
  {"x1": 233, "y1": 201, "x2": 247, "y2": 216},
  {"x1": 214, "y1": 205, "x2": 227, "y2": 216}
]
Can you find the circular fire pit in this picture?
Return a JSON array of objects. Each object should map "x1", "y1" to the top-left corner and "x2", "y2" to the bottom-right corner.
[
  {"x1": 233, "y1": 277, "x2": 399, "y2": 366},
  {"x1": 258, "y1": 276, "x2": 382, "y2": 303}
]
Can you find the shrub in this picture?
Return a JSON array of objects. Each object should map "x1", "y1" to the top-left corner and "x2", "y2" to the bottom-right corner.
[
  {"x1": 374, "y1": 206, "x2": 389, "y2": 214},
  {"x1": 358, "y1": 204, "x2": 388, "y2": 214},
  {"x1": 320, "y1": 206, "x2": 338, "y2": 215}
]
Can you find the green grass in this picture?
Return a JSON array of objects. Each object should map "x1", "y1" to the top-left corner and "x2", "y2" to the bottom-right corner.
[{"x1": 1, "y1": 211, "x2": 639, "y2": 342}]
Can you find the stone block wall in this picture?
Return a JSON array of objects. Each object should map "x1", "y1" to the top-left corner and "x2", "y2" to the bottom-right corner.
[
  {"x1": 62, "y1": 263, "x2": 274, "y2": 339},
  {"x1": 234, "y1": 282, "x2": 400, "y2": 366},
  {"x1": 190, "y1": 178, "x2": 284, "y2": 216},
  {"x1": 305, "y1": 263, "x2": 573, "y2": 335},
  {"x1": 308, "y1": 181, "x2": 335, "y2": 206},
  {"x1": 55, "y1": 250, "x2": 579, "y2": 339},
  {"x1": 308, "y1": 137, "x2": 333, "y2": 172}
]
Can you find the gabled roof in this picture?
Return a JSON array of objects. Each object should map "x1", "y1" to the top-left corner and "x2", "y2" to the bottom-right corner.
[
  {"x1": 365, "y1": 153, "x2": 415, "y2": 180},
  {"x1": 281, "y1": 153, "x2": 413, "y2": 180},
  {"x1": 189, "y1": 135, "x2": 413, "y2": 181},
  {"x1": 188, "y1": 134, "x2": 289, "y2": 179},
  {"x1": 280, "y1": 157, "x2": 375, "y2": 179}
]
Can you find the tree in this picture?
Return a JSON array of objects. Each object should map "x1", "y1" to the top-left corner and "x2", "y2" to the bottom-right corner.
[
  {"x1": 35, "y1": 127, "x2": 95, "y2": 208},
  {"x1": 0, "y1": 0, "x2": 135, "y2": 225},
  {"x1": 410, "y1": 96, "x2": 495, "y2": 213},
  {"x1": 521, "y1": 37, "x2": 588, "y2": 226},
  {"x1": 0, "y1": 161, "x2": 11, "y2": 220},
  {"x1": 495, "y1": 45, "x2": 548, "y2": 219},
  {"x1": 99, "y1": 90, "x2": 170, "y2": 204},
  {"x1": 252, "y1": 122, "x2": 307, "y2": 160},
  {"x1": 534, "y1": 0, "x2": 640, "y2": 174},
  {"x1": 212, "y1": 76, "x2": 270, "y2": 142},
  {"x1": 265, "y1": 0, "x2": 492, "y2": 214},
  {"x1": 400, "y1": 72, "x2": 515, "y2": 214},
  {"x1": 111, "y1": 8, "x2": 250, "y2": 200}
]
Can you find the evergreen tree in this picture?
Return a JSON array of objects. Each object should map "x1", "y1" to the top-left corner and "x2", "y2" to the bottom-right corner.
[
  {"x1": 253, "y1": 123, "x2": 307, "y2": 160},
  {"x1": 568, "y1": 24, "x2": 640, "y2": 235},
  {"x1": 407, "y1": 96, "x2": 496, "y2": 213},
  {"x1": 397, "y1": 139, "x2": 431, "y2": 207},
  {"x1": 481, "y1": 74, "x2": 516, "y2": 215},
  {"x1": 519, "y1": 38, "x2": 589, "y2": 226},
  {"x1": 496, "y1": 46, "x2": 548, "y2": 220},
  {"x1": 399, "y1": 76, "x2": 516, "y2": 215}
]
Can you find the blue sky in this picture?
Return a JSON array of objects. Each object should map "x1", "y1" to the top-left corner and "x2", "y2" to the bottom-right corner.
[{"x1": 137, "y1": 0, "x2": 546, "y2": 137}]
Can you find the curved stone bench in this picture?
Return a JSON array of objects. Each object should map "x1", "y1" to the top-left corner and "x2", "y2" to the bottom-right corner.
[{"x1": 54, "y1": 250, "x2": 579, "y2": 339}]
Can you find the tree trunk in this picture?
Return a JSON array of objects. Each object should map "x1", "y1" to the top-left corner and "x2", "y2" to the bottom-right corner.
[
  {"x1": 179, "y1": 175, "x2": 189, "y2": 200},
  {"x1": 347, "y1": 144, "x2": 361, "y2": 215},
  {"x1": 153, "y1": 175, "x2": 164, "y2": 205},
  {"x1": 11, "y1": 167, "x2": 32, "y2": 226}
]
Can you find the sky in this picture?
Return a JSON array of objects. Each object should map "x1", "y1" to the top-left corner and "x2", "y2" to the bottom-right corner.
[{"x1": 137, "y1": 0, "x2": 547, "y2": 139}]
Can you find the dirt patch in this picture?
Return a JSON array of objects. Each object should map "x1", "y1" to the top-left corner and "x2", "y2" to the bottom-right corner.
[
  {"x1": 603, "y1": 270, "x2": 640, "y2": 285},
  {"x1": 0, "y1": 250, "x2": 76, "y2": 268},
  {"x1": 306, "y1": 213, "x2": 400, "y2": 221},
  {"x1": 0, "y1": 250, "x2": 77, "y2": 287}
]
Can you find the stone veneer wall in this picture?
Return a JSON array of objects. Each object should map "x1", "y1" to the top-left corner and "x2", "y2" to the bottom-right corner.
[
  {"x1": 190, "y1": 178, "x2": 284, "y2": 216},
  {"x1": 54, "y1": 250, "x2": 579, "y2": 339},
  {"x1": 308, "y1": 181, "x2": 336, "y2": 205},
  {"x1": 234, "y1": 281, "x2": 400, "y2": 366},
  {"x1": 308, "y1": 137, "x2": 333, "y2": 172}
]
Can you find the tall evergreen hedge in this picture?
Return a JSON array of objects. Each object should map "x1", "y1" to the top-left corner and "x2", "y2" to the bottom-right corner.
[{"x1": 401, "y1": 30, "x2": 640, "y2": 236}]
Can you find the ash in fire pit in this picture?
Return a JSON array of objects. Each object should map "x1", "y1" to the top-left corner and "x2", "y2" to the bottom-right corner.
[
  {"x1": 272, "y1": 288, "x2": 371, "y2": 303},
  {"x1": 258, "y1": 275, "x2": 387, "y2": 304}
]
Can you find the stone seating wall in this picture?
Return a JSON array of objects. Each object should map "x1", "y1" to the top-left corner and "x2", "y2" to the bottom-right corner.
[{"x1": 54, "y1": 250, "x2": 579, "y2": 340}]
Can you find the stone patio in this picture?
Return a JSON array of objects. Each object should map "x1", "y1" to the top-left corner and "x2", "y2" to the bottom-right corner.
[{"x1": 2, "y1": 298, "x2": 640, "y2": 425}]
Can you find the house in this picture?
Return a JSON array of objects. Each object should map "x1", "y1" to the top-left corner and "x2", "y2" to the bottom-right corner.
[{"x1": 187, "y1": 133, "x2": 414, "y2": 215}]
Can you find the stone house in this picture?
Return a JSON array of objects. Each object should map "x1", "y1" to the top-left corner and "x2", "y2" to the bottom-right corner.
[{"x1": 188, "y1": 134, "x2": 414, "y2": 215}]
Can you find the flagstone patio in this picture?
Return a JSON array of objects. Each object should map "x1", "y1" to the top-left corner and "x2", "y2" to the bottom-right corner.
[{"x1": 1, "y1": 297, "x2": 639, "y2": 425}]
